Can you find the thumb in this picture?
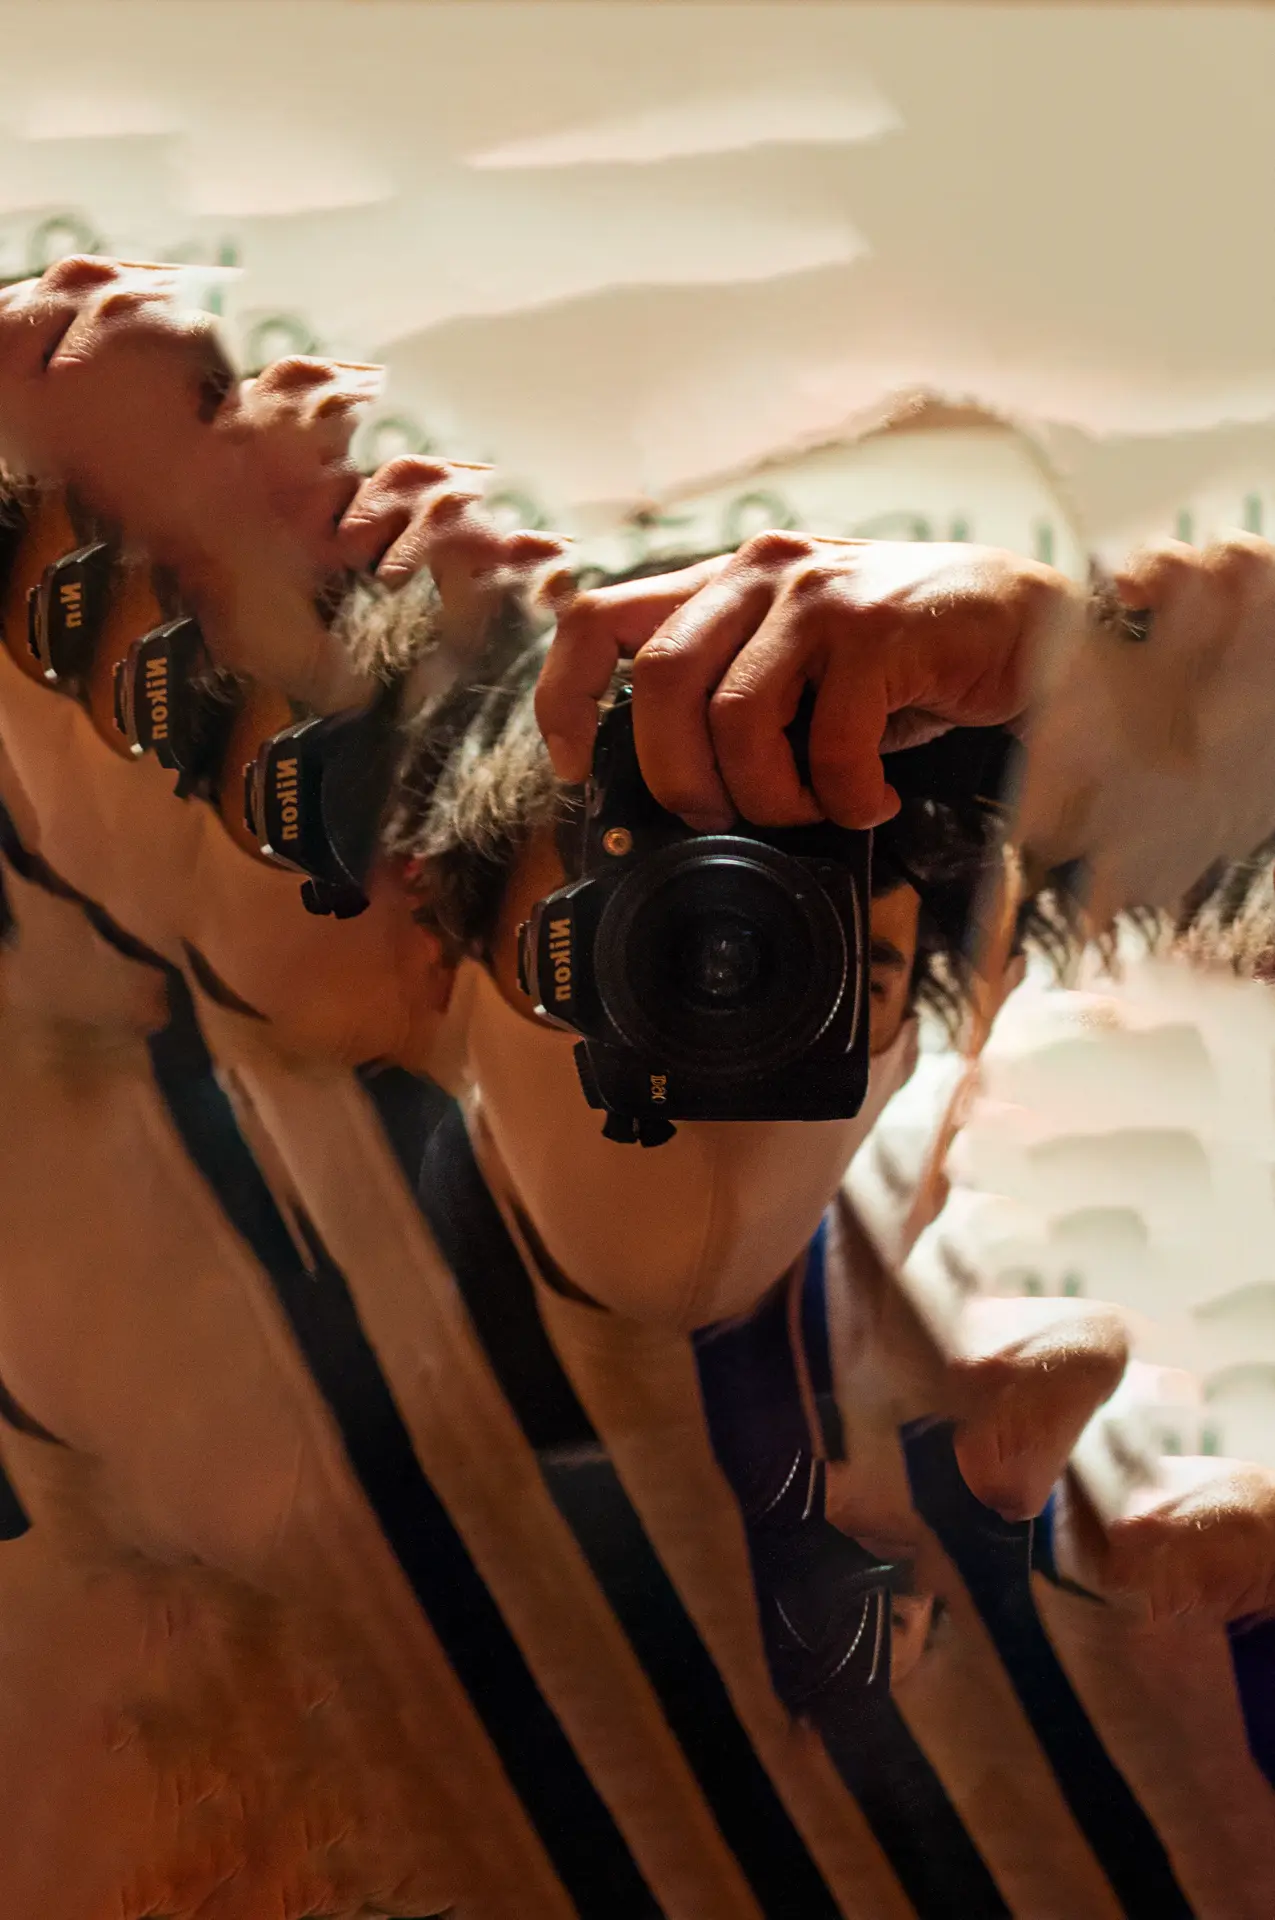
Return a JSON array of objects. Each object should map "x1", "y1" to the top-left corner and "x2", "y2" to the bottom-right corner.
[{"x1": 951, "y1": 1300, "x2": 1129, "y2": 1522}]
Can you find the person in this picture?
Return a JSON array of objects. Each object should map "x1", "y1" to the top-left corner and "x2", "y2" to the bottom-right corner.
[{"x1": 0, "y1": 256, "x2": 1272, "y2": 1918}]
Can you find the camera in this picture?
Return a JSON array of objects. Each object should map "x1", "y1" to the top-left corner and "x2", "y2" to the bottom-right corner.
[
  {"x1": 519, "y1": 686, "x2": 874, "y2": 1144},
  {"x1": 28, "y1": 540, "x2": 115, "y2": 691},
  {"x1": 519, "y1": 687, "x2": 1016, "y2": 1146},
  {"x1": 242, "y1": 692, "x2": 404, "y2": 919}
]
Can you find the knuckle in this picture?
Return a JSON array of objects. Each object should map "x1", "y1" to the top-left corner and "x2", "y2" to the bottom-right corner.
[
  {"x1": 426, "y1": 487, "x2": 482, "y2": 524},
  {"x1": 94, "y1": 285, "x2": 167, "y2": 324},
  {"x1": 1007, "y1": 564, "x2": 1069, "y2": 624},
  {"x1": 1123, "y1": 541, "x2": 1196, "y2": 590},
  {"x1": 706, "y1": 681, "x2": 756, "y2": 746},
  {"x1": 376, "y1": 453, "x2": 448, "y2": 492},
  {"x1": 40, "y1": 253, "x2": 114, "y2": 294},
  {"x1": 1204, "y1": 532, "x2": 1275, "y2": 579},
  {"x1": 737, "y1": 528, "x2": 813, "y2": 572},
  {"x1": 1106, "y1": 1507, "x2": 1173, "y2": 1570},
  {"x1": 787, "y1": 559, "x2": 845, "y2": 602},
  {"x1": 952, "y1": 1349, "x2": 1015, "y2": 1405},
  {"x1": 631, "y1": 637, "x2": 691, "y2": 696},
  {"x1": 259, "y1": 353, "x2": 334, "y2": 391},
  {"x1": 313, "y1": 386, "x2": 364, "y2": 421}
]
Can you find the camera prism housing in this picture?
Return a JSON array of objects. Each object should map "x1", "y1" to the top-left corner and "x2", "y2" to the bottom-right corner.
[
  {"x1": 242, "y1": 695, "x2": 404, "y2": 920},
  {"x1": 520, "y1": 687, "x2": 873, "y2": 1139}
]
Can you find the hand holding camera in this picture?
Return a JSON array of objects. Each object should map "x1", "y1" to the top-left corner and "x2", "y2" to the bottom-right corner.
[{"x1": 536, "y1": 531, "x2": 1078, "y2": 828}]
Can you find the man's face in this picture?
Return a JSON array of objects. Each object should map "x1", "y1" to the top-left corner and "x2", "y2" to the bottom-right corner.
[
  {"x1": 490, "y1": 828, "x2": 922, "y2": 1053},
  {"x1": 462, "y1": 828, "x2": 924, "y2": 1326}
]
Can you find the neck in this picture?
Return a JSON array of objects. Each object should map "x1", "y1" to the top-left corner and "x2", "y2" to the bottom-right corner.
[{"x1": 467, "y1": 1096, "x2": 608, "y2": 1309}]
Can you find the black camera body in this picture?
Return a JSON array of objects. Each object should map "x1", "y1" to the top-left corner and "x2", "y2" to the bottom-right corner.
[
  {"x1": 242, "y1": 695, "x2": 404, "y2": 920},
  {"x1": 519, "y1": 687, "x2": 873, "y2": 1143}
]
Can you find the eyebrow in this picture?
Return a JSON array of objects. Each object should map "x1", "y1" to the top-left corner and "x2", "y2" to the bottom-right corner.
[{"x1": 870, "y1": 937, "x2": 908, "y2": 973}]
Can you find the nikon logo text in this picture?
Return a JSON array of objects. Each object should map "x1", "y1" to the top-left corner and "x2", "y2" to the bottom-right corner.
[
  {"x1": 143, "y1": 656, "x2": 168, "y2": 742},
  {"x1": 274, "y1": 757, "x2": 301, "y2": 843},
  {"x1": 547, "y1": 916, "x2": 572, "y2": 1004},
  {"x1": 58, "y1": 579, "x2": 83, "y2": 630}
]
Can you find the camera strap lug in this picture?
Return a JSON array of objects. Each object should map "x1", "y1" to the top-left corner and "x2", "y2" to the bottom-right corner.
[{"x1": 600, "y1": 1110, "x2": 677, "y2": 1148}]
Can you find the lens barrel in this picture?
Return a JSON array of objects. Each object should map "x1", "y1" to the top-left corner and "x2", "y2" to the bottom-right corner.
[{"x1": 592, "y1": 837, "x2": 849, "y2": 1081}]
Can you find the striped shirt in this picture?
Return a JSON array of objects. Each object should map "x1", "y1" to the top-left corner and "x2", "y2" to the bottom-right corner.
[{"x1": 0, "y1": 826, "x2": 1274, "y2": 1917}]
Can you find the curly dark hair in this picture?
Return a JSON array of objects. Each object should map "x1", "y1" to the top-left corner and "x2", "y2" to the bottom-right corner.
[{"x1": 380, "y1": 553, "x2": 1062, "y2": 1036}]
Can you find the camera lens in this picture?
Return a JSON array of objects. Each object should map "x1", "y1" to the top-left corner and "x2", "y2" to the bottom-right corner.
[
  {"x1": 594, "y1": 838, "x2": 851, "y2": 1081},
  {"x1": 677, "y1": 915, "x2": 763, "y2": 1009}
]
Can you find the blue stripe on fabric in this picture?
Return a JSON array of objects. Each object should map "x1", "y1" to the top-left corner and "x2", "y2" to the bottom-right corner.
[{"x1": 902, "y1": 1418, "x2": 1192, "y2": 1920}]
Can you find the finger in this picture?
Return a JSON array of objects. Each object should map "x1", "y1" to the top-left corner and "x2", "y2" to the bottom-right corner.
[
  {"x1": 36, "y1": 302, "x2": 236, "y2": 522},
  {"x1": 308, "y1": 378, "x2": 384, "y2": 473},
  {"x1": 337, "y1": 456, "x2": 460, "y2": 572},
  {"x1": 337, "y1": 498, "x2": 412, "y2": 574},
  {"x1": 704, "y1": 574, "x2": 897, "y2": 827},
  {"x1": 0, "y1": 261, "x2": 145, "y2": 466},
  {"x1": 242, "y1": 355, "x2": 335, "y2": 396},
  {"x1": 346, "y1": 451, "x2": 456, "y2": 504},
  {"x1": 434, "y1": 526, "x2": 573, "y2": 592},
  {"x1": 534, "y1": 558, "x2": 731, "y2": 779},
  {"x1": 703, "y1": 596, "x2": 824, "y2": 826},
  {"x1": 1095, "y1": 1463, "x2": 1275, "y2": 1622},
  {"x1": 1104, "y1": 537, "x2": 1264, "y2": 781},
  {"x1": 247, "y1": 353, "x2": 383, "y2": 392},
  {"x1": 242, "y1": 358, "x2": 379, "y2": 475},
  {"x1": 0, "y1": 279, "x2": 90, "y2": 378},
  {"x1": 376, "y1": 493, "x2": 500, "y2": 587},
  {"x1": 1110, "y1": 535, "x2": 1236, "y2": 611},
  {"x1": 490, "y1": 529, "x2": 572, "y2": 572},
  {"x1": 806, "y1": 634, "x2": 899, "y2": 827},
  {"x1": 630, "y1": 571, "x2": 781, "y2": 828},
  {"x1": 952, "y1": 1303, "x2": 1128, "y2": 1522},
  {"x1": 534, "y1": 591, "x2": 631, "y2": 782}
]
